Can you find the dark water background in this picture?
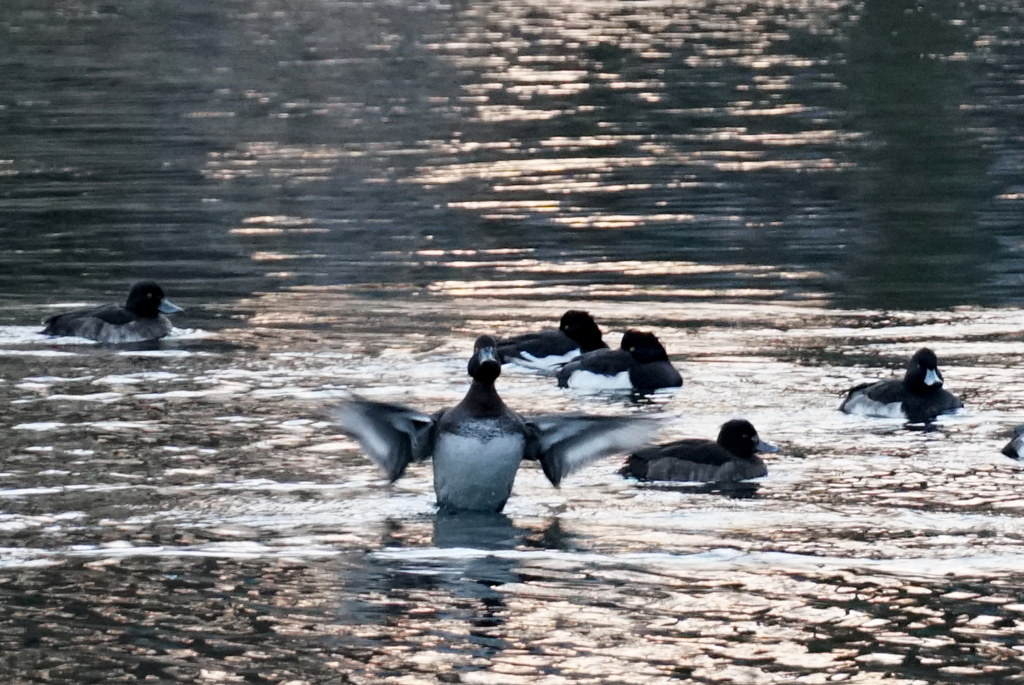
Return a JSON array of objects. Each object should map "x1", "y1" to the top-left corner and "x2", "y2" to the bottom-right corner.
[{"x1": 4, "y1": 1, "x2": 1024, "y2": 683}]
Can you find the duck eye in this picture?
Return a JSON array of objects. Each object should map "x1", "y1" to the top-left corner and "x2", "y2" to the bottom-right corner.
[{"x1": 629, "y1": 346, "x2": 635, "y2": 352}]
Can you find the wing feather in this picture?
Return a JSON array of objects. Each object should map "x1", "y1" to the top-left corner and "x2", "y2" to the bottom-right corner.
[
  {"x1": 526, "y1": 414, "x2": 662, "y2": 486},
  {"x1": 334, "y1": 398, "x2": 439, "y2": 482}
]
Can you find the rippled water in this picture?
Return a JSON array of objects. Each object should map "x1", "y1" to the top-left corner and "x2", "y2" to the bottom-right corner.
[{"x1": 4, "y1": 0, "x2": 1024, "y2": 683}]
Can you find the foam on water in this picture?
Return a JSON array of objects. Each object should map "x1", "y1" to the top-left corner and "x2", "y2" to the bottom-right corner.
[
  {"x1": 371, "y1": 546, "x2": 1024, "y2": 580},
  {"x1": 0, "y1": 325, "x2": 95, "y2": 346},
  {"x1": 0, "y1": 349, "x2": 79, "y2": 357}
]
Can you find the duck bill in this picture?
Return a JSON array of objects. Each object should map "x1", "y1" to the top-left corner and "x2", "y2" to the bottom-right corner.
[
  {"x1": 477, "y1": 346, "x2": 500, "y2": 369},
  {"x1": 756, "y1": 438, "x2": 779, "y2": 454},
  {"x1": 158, "y1": 300, "x2": 184, "y2": 314},
  {"x1": 469, "y1": 345, "x2": 502, "y2": 381},
  {"x1": 923, "y1": 368, "x2": 942, "y2": 387}
]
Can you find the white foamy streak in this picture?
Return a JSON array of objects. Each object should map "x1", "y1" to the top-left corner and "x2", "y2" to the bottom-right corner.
[
  {"x1": 0, "y1": 542, "x2": 341, "y2": 568},
  {"x1": 372, "y1": 546, "x2": 1024, "y2": 579},
  {"x1": 93, "y1": 372, "x2": 180, "y2": 385},
  {"x1": 0, "y1": 325, "x2": 212, "y2": 345},
  {"x1": 116, "y1": 350, "x2": 197, "y2": 358},
  {"x1": 44, "y1": 392, "x2": 124, "y2": 403},
  {"x1": 134, "y1": 382, "x2": 252, "y2": 400},
  {"x1": 0, "y1": 325, "x2": 94, "y2": 346},
  {"x1": 166, "y1": 327, "x2": 217, "y2": 340},
  {"x1": 12, "y1": 420, "x2": 159, "y2": 432},
  {"x1": 13, "y1": 422, "x2": 67, "y2": 431},
  {"x1": 0, "y1": 349, "x2": 79, "y2": 357},
  {"x1": 0, "y1": 484, "x2": 135, "y2": 498}
]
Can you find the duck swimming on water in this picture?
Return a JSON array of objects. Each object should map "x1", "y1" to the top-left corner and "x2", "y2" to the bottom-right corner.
[
  {"x1": 496, "y1": 310, "x2": 607, "y2": 371},
  {"x1": 839, "y1": 348, "x2": 962, "y2": 423},
  {"x1": 41, "y1": 281, "x2": 183, "y2": 344},
  {"x1": 621, "y1": 419, "x2": 777, "y2": 483},
  {"x1": 556, "y1": 329, "x2": 682, "y2": 392}
]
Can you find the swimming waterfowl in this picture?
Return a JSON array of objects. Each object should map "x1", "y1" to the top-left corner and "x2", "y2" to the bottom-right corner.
[
  {"x1": 1002, "y1": 425, "x2": 1024, "y2": 460},
  {"x1": 556, "y1": 329, "x2": 682, "y2": 392},
  {"x1": 334, "y1": 335, "x2": 660, "y2": 512},
  {"x1": 621, "y1": 419, "x2": 777, "y2": 483},
  {"x1": 41, "y1": 281, "x2": 183, "y2": 343},
  {"x1": 839, "y1": 348, "x2": 962, "y2": 423},
  {"x1": 496, "y1": 310, "x2": 607, "y2": 371}
]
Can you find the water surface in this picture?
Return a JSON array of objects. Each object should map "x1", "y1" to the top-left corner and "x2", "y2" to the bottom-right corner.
[{"x1": 3, "y1": 0, "x2": 1024, "y2": 682}]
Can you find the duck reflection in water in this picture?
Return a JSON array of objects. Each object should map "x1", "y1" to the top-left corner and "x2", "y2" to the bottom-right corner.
[
  {"x1": 334, "y1": 335, "x2": 660, "y2": 513},
  {"x1": 433, "y1": 511, "x2": 522, "y2": 551},
  {"x1": 432, "y1": 514, "x2": 579, "y2": 601},
  {"x1": 433, "y1": 512, "x2": 578, "y2": 552},
  {"x1": 366, "y1": 515, "x2": 575, "y2": 647}
]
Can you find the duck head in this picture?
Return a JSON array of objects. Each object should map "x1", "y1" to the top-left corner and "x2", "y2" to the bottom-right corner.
[
  {"x1": 559, "y1": 310, "x2": 605, "y2": 351},
  {"x1": 468, "y1": 335, "x2": 502, "y2": 384},
  {"x1": 620, "y1": 329, "x2": 670, "y2": 364},
  {"x1": 125, "y1": 281, "x2": 182, "y2": 318},
  {"x1": 718, "y1": 419, "x2": 778, "y2": 459},
  {"x1": 905, "y1": 348, "x2": 943, "y2": 391}
]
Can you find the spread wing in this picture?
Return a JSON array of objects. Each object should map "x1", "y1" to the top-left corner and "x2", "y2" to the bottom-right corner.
[
  {"x1": 525, "y1": 414, "x2": 662, "y2": 486},
  {"x1": 334, "y1": 398, "x2": 440, "y2": 482}
]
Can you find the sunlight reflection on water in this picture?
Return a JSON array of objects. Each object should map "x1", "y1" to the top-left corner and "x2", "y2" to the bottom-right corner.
[
  {"x1": 4, "y1": 0, "x2": 1024, "y2": 681},
  {"x1": 5, "y1": 296, "x2": 1024, "y2": 682}
]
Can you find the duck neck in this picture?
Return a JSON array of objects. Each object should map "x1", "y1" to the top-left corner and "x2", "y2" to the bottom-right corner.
[
  {"x1": 462, "y1": 379, "x2": 505, "y2": 417},
  {"x1": 127, "y1": 299, "x2": 161, "y2": 319},
  {"x1": 577, "y1": 332, "x2": 606, "y2": 352}
]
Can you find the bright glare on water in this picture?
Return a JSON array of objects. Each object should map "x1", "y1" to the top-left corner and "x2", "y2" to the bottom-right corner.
[{"x1": 3, "y1": 0, "x2": 1024, "y2": 683}]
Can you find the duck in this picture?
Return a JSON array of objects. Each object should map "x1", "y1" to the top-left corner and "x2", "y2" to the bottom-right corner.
[
  {"x1": 556, "y1": 329, "x2": 682, "y2": 392},
  {"x1": 621, "y1": 419, "x2": 777, "y2": 483},
  {"x1": 496, "y1": 310, "x2": 607, "y2": 371},
  {"x1": 1002, "y1": 425, "x2": 1024, "y2": 460},
  {"x1": 334, "y1": 335, "x2": 660, "y2": 512},
  {"x1": 41, "y1": 281, "x2": 183, "y2": 343},
  {"x1": 839, "y1": 348, "x2": 963, "y2": 423}
]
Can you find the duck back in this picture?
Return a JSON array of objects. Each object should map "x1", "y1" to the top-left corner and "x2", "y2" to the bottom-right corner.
[
  {"x1": 624, "y1": 439, "x2": 766, "y2": 483},
  {"x1": 42, "y1": 306, "x2": 172, "y2": 343}
]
